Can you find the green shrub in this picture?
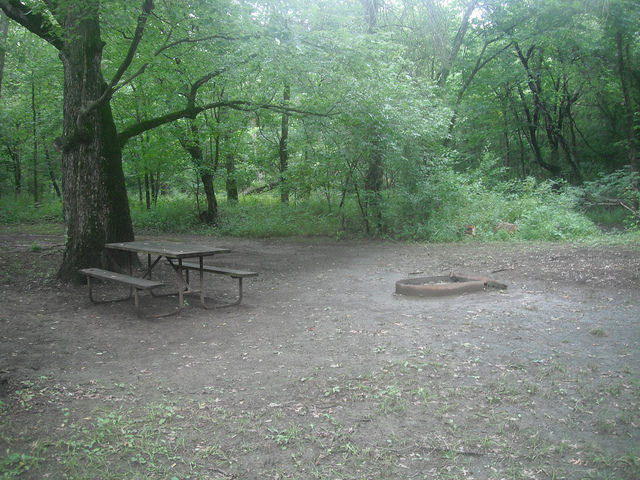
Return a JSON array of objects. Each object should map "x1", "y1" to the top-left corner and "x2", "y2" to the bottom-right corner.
[
  {"x1": 130, "y1": 195, "x2": 200, "y2": 232},
  {"x1": 514, "y1": 182, "x2": 599, "y2": 240},
  {"x1": 215, "y1": 195, "x2": 347, "y2": 238},
  {"x1": 0, "y1": 195, "x2": 63, "y2": 223},
  {"x1": 0, "y1": 175, "x2": 604, "y2": 243},
  {"x1": 381, "y1": 165, "x2": 599, "y2": 242}
]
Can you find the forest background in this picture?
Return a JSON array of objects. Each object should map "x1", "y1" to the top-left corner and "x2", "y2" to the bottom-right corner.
[{"x1": 0, "y1": 0, "x2": 639, "y2": 278}]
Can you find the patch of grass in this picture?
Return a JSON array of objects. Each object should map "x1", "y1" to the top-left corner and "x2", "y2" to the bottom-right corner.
[
  {"x1": 2, "y1": 356, "x2": 638, "y2": 480},
  {"x1": 0, "y1": 450, "x2": 43, "y2": 478},
  {"x1": 590, "y1": 326, "x2": 608, "y2": 337},
  {"x1": 375, "y1": 385, "x2": 406, "y2": 414},
  {"x1": 57, "y1": 405, "x2": 190, "y2": 479},
  {"x1": 268, "y1": 424, "x2": 304, "y2": 450}
]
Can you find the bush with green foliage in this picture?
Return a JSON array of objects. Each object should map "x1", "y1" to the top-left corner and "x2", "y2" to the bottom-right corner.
[
  {"x1": 130, "y1": 195, "x2": 200, "y2": 233},
  {"x1": 0, "y1": 176, "x2": 610, "y2": 243},
  {"x1": 382, "y1": 161, "x2": 599, "y2": 242},
  {"x1": 582, "y1": 168, "x2": 640, "y2": 228},
  {"x1": 215, "y1": 196, "x2": 350, "y2": 238},
  {"x1": 0, "y1": 196, "x2": 63, "y2": 223}
]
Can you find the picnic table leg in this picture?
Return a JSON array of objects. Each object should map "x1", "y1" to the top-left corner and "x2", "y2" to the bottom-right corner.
[
  {"x1": 87, "y1": 276, "x2": 95, "y2": 302},
  {"x1": 127, "y1": 252, "x2": 134, "y2": 300},
  {"x1": 134, "y1": 288, "x2": 141, "y2": 317},
  {"x1": 199, "y1": 256, "x2": 205, "y2": 307},
  {"x1": 177, "y1": 259, "x2": 184, "y2": 309},
  {"x1": 237, "y1": 277, "x2": 244, "y2": 305}
]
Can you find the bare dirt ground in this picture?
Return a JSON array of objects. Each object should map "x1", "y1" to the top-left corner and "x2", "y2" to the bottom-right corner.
[{"x1": 0, "y1": 229, "x2": 639, "y2": 479}]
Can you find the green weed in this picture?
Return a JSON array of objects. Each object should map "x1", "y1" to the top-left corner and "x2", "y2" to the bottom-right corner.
[
  {"x1": 0, "y1": 450, "x2": 42, "y2": 478},
  {"x1": 268, "y1": 424, "x2": 303, "y2": 450},
  {"x1": 376, "y1": 385, "x2": 406, "y2": 414},
  {"x1": 590, "y1": 326, "x2": 608, "y2": 337}
]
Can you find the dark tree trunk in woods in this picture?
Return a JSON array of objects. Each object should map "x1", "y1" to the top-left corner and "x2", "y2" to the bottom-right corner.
[
  {"x1": 360, "y1": 0, "x2": 384, "y2": 233},
  {"x1": 200, "y1": 170, "x2": 218, "y2": 224},
  {"x1": 31, "y1": 76, "x2": 39, "y2": 205},
  {"x1": 56, "y1": 2, "x2": 134, "y2": 282},
  {"x1": 181, "y1": 122, "x2": 217, "y2": 224},
  {"x1": 0, "y1": 10, "x2": 7, "y2": 100},
  {"x1": 616, "y1": 31, "x2": 640, "y2": 209},
  {"x1": 364, "y1": 138, "x2": 384, "y2": 233},
  {"x1": 279, "y1": 84, "x2": 290, "y2": 204},
  {"x1": 437, "y1": 0, "x2": 477, "y2": 88},
  {"x1": 144, "y1": 172, "x2": 151, "y2": 210},
  {"x1": 152, "y1": 171, "x2": 159, "y2": 204},
  {"x1": 226, "y1": 151, "x2": 238, "y2": 202},
  {"x1": 6, "y1": 142, "x2": 21, "y2": 194},
  {"x1": 42, "y1": 141, "x2": 61, "y2": 197},
  {"x1": 1, "y1": 0, "x2": 273, "y2": 278},
  {"x1": 137, "y1": 177, "x2": 143, "y2": 205}
]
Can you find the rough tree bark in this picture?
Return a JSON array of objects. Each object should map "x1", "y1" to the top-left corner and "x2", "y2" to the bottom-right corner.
[{"x1": 56, "y1": 1, "x2": 136, "y2": 281}]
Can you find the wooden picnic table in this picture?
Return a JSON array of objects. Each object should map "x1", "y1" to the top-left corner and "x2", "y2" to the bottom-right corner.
[{"x1": 105, "y1": 239, "x2": 232, "y2": 313}]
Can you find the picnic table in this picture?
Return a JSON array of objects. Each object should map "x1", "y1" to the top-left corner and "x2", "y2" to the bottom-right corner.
[{"x1": 79, "y1": 239, "x2": 257, "y2": 317}]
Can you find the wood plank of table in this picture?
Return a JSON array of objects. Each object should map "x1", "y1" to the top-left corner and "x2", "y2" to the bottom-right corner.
[{"x1": 105, "y1": 240, "x2": 231, "y2": 258}]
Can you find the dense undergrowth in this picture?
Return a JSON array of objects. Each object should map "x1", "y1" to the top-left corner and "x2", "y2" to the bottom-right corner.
[{"x1": 0, "y1": 177, "x2": 638, "y2": 243}]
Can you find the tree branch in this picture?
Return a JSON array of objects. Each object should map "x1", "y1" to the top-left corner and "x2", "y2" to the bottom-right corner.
[
  {"x1": 586, "y1": 196, "x2": 640, "y2": 220},
  {"x1": 438, "y1": 0, "x2": 478, "y2": 87},
  {"x1": 77, "y1": 0, "x2": 154, "y2": 127},
  {"x1": 40, "y1": 0, "x2": 61, "y2": 23},
  {"x1": 118, "y1": 101, "x2": 330, "y2": 147},
  {"x1": 154, "y1": 33, "x2": 258, "y2": 57},
  {"x1": 0, "y1": 0, "x2": 63, "y2": 50},
  {"x1": 108, "y1": 0, "x2": 154, "y2": 95}
]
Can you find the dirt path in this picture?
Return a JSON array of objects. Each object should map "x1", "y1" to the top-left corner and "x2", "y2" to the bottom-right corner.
[{"x1": 1, "y1": 232, "x2": 639, "y2": 479}]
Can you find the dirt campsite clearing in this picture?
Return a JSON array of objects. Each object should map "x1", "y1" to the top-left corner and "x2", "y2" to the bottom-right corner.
[{"x1": 1, "y1": 230, "x2": 639, "y2": 479}]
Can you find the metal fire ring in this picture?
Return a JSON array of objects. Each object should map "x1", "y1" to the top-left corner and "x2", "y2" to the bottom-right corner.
[{"x1": 395, "y1": 274, "x2": 507, "y2": 297}]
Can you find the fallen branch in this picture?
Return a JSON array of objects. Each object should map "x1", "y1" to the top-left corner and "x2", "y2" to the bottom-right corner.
[
  {"x1": 242, "y1": 180, "x2": 281, "y2": 195},
  {"x1": 586, "y1": 196, "x2": 640, "y2": 221}
]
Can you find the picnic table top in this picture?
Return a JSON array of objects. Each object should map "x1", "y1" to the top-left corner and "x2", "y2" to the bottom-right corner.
[{"x1": 105, "y1": 240, "x2": 231, "y2": 259}]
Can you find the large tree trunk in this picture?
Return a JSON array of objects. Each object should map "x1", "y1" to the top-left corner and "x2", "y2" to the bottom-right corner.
[{"x1": 57, "y1": 2, "x2": 134, "y2": 282}]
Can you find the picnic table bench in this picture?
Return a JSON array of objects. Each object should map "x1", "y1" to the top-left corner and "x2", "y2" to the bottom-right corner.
[
  {"x1": 79, "y1": 267, "x2": 164, "y2": 317},
  {"x1": 179, "y1": 262, "x2": 258, "y2": 306}
]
